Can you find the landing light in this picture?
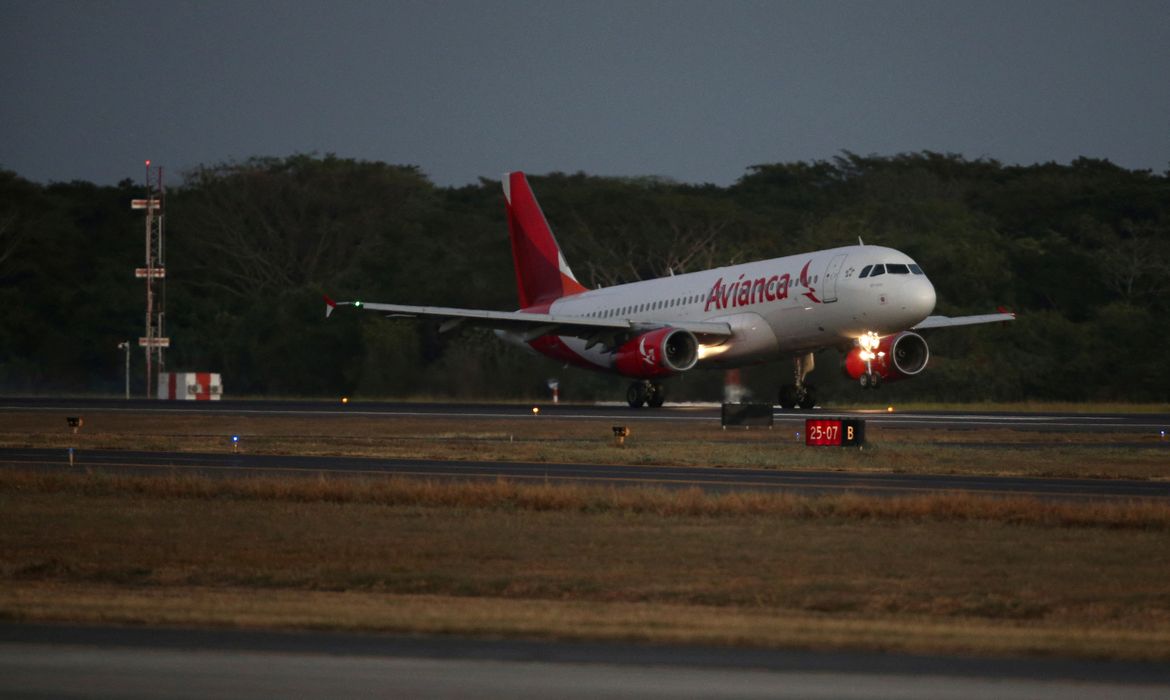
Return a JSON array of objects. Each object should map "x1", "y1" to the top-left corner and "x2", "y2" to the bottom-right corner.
[{"x1": 532, "y1": 407, "x2": 540, "y2": 415}]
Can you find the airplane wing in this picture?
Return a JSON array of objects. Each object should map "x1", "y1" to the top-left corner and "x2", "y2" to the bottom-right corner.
[
  {"x1": 913, "y1": 311, "x2": 1016, "y2": 330},
  {"x1": 324, "y1": 297, "x2": 733, "y2": 345}
]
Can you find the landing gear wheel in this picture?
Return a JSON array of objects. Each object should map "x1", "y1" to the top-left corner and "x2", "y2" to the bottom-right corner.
[
  {"x1": 778, "y1": 384, "x2": 798, "y2": 410},
  {"x1": 647, "y1": 383, "x2": 666, "y2": 408},
  {"x1": 859, "y1": 373, "x2": 870, "y2": 389},
  {"x1": 797, "y1": 385, "x2": 817, "y2": 410},
  {"x1": 626, "y1": 382, "x2": 647, "y2": 408}
]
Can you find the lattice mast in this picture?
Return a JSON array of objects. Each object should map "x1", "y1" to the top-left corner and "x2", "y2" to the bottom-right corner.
[{"x1": 132, "y1": 160, "x2": 169, "y2": 398}]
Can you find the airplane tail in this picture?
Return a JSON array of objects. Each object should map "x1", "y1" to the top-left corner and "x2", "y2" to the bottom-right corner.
[{"x1": 503, "y1": 172, "x2": 588, "y2": 308}]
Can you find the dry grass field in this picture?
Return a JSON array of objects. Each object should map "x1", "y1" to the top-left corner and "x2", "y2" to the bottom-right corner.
[{"x1": 2, "y1": 406, "x2": 1169, "y2": 659}]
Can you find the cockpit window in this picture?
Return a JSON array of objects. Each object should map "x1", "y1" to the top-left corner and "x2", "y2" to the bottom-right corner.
[
  {"x1": 869, "y1": 264, "x2": 885, "y2": 277},
  {"x1": 858, "y1": 264, "x2": 873, "y2": 278},
  {"x1": 909, "y1": 264, "x2": 924, "y2": 275},
  {"x1": 887, "y1": 263, "x2": 910, "y2": 274}
]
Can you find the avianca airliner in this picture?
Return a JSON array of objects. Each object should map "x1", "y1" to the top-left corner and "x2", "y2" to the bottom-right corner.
[{"x1": 326, "y1": 172, "x2": 1013, "y2": 408}]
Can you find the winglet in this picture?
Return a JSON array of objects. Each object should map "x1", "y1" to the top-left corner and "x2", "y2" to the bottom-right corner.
[{"x1": 324, "y1": 295, "x2": 337, "y2": 318}]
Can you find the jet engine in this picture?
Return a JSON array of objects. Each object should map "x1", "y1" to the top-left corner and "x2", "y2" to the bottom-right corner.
[
  {"x1": 614, "y1": 328, "x2": 699, "y2": 378},
  {"x1": 843, "y1": 331, "x2": 930, "y2": 386}
]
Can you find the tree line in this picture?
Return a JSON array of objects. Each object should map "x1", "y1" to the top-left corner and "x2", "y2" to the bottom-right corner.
[{"x1": 1, "y1": 152, "x2": 1167, "y2": 402}]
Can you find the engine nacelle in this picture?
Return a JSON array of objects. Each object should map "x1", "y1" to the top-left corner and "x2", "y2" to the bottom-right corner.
[
  {"x1": 614, "y1": 328, "x2": 699, "y2": 379},
  {"x1": 843, "y1": 331, "x2": 930, "y2": 383}
]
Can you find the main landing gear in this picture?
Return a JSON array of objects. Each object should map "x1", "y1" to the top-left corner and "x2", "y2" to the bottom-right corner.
[
  {"x1": 627, "y1": 380, "x2": 666, "y2": 408},
  {"x1": 778, "y1": 352, "x2": 817, "y2": 410}
]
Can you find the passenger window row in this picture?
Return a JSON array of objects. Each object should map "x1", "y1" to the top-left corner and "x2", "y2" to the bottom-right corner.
[{"x1": 581, "y1": 293, "x2": 708, "y2": 319}]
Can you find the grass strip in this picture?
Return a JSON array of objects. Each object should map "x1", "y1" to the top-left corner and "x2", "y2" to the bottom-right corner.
[{"x1": 3, "y1": 469, "x2": 1169, "y2": 530}]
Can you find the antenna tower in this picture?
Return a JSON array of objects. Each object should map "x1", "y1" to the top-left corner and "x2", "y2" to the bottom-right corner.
[{"x1": 132, "y1": 160, "x2": 169, "y2": 398}]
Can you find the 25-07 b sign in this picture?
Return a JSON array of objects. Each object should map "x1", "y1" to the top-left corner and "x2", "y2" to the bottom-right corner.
[{"x1": 805, "y1": 418, "x2": 866, "y2": 447}]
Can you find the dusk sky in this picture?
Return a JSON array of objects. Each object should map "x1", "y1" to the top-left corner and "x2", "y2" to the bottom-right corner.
[{"x1": 2, "y1": 1, "x2": 1168, "y2": 187}]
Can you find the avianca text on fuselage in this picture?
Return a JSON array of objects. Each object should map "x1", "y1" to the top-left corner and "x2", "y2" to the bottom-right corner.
[{"x1": 704, "y1": 259, "x2": 821, "y2": 312}]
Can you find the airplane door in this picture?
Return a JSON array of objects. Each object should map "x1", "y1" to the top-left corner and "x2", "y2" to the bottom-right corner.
[{"x1": 822, "y1": 254, "x2": 847, "y2": 303}]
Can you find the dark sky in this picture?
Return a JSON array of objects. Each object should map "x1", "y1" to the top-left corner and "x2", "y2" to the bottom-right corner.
[{"x1": 2, "y1": 0, "x2": 1168, "y2": 187}]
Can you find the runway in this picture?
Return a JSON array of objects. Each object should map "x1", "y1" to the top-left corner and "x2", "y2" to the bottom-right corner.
[
  {"x1": 3, "y1": 624, "x2": 1168, "y2": 699},
  {"x1": 3, "y1": 396, "x2": 1169, "y2": 433},
  {"x1": 2, "y1": 446, "x2": 1167, "y2": 501}
]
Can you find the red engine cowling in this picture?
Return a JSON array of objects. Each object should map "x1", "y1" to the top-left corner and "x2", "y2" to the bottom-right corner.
[
  {"x1": 614, "y1": 328, "x2": 699, "y2": 379},
  {"x1": 843, "y1": 331, "x2": 930, "y2": 383}
]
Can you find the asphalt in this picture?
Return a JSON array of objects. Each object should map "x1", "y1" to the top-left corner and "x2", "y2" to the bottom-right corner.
[
  {"x1": 2, "y1": 623, "x2": 1169, "y2": 699},
  {"x1": 3, "y1": 396, "x2": 1169, "y2": 433}
]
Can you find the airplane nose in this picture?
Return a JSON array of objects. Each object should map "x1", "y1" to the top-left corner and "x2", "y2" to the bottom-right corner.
[{"x1": 914, "y1": 277, "x2": 937, "y2": 317}]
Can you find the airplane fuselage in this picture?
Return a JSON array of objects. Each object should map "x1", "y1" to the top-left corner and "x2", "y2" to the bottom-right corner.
[{"x1": 522, "y1": 245, "x2": 937, "y2": 372}]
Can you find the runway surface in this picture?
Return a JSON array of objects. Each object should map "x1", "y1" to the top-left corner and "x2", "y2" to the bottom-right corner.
[
  {"x1": 2, "y1": 446, "x2": 1167, "y2": 501},
  {"x1": 2, "y1": 624, "x2": 1168, "y2": 699},
  {"x1": 3, "y1": 396, "x2": 1168, "y2": 433}
]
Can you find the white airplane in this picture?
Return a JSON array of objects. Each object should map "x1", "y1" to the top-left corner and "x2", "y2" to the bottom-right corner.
[{"x1": 326, "y1": 172, "x2": 1013, "y2": 408}]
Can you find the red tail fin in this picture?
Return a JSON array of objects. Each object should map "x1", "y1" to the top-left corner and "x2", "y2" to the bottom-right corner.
[{"x1": 503, "y1": 172, "x2": 588, "y2": 308}]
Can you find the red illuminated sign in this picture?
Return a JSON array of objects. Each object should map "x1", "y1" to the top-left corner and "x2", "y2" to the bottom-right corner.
[{"x1": 805, "y1": 418, "x2": 865, "y2": 447}]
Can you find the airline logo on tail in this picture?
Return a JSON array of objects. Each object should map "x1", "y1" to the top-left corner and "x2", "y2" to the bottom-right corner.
[{"x1": 503, "y1": 172, "x2": 587, "y2": 309}]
